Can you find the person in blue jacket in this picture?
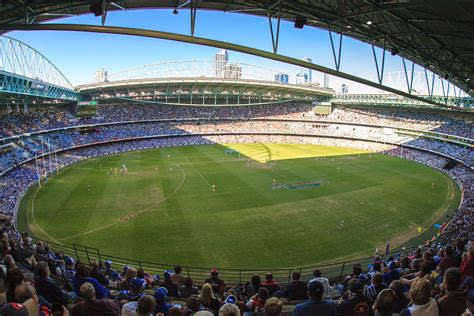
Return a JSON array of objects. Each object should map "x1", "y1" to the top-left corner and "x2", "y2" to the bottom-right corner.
[{"x1": 73, "y1": 263, "x2": 110, "y2": 300}]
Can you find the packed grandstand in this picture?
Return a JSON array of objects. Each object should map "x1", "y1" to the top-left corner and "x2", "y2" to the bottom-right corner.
[{"x1": 0, "y1": 101, "x2": 473, "y2": 315}]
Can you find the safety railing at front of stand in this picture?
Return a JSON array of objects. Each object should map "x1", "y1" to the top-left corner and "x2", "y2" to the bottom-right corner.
[{"x1": 26, "y1": 235, "x2": 419, "y2": 287}]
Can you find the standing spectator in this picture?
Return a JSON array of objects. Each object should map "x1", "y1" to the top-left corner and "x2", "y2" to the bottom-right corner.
[
  {"x1": 262, "y1": 273, "x2": 280, "y2": 296},
  {"x1": 179, "y1": 277, "x2": 198, "y2": 299},
  {"x1": 70, "y1": 282, "x2": 120, "y2": 316},
  {"x1": 285, "y1": 272, "x2": 308, "y2": 301},
  {"x1": 437, "y1": 268, "x2": 466, "y2": 316},
  {"x1": 292, "y1": 280, "x2": 336, "y2": 316},
  {"x1": 205, "y1": 268, "x2": 225, "y2": 295},
  {"x1": 309, "y1": 269, "x2": 330, "y2": 299},
  {"x1": 172, "y1": 265, "x2": 186, "y2": 287},
  {"x1": 400, "y1": 278, "x2": 438, "y2": 316}
]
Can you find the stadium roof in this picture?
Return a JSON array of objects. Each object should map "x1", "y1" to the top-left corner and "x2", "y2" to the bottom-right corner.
[{"x1": 0, "y1": 0, "x2": 473, "y2": 96}]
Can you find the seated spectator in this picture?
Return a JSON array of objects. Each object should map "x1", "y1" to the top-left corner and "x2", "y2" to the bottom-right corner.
[
  {"x1": 337, "y1": 280, "x2": 373, "y2": 316},
  {"x1": 400, "y1": 278, "x2": 438, "y2": 316},
  {"x1": 292, "y1": 280, "x2": 336, "y2": 316},
  {"x1": 73, "y1": 263, "x2": 110, "y2": 300},
  {"x1": 205, "y1": 268, "x2": 225, "y2": 295},
  {"x1": 262, "y1": 273, "x2": 280, "y2": 296},
  {"x1": 119, "y1": 267, "x2": 137, "y2": 290},
  {"x1": 184, "y1": 296, "x2": 205, "y2": 314},
  {"x1": 373, "y1": 288, "x2": 397, "y2": 316},
  {"x1": 103, "y1": 260, "x2": 121, "y2": 284},
  {"x1": 389, "y1": 280, "x2": 409, "y2": 314},
  {"x1": 460, "y1": 244, "x2": 474, "y2": 280},
  {"x1": 70, "y1": 281, "x2": 120, "y2": 316},
  {"x1": 63, "y1": 257, "x2": 76, "y2": 289},
  {"x1": 6, "y1": 267, "x2": 24, "y2": 302},
  {"x1": 171, "y1": 265, "x2": 186, "y2": 287},
  {"x1": 90, "y1": 260, "x2": 108, "y2": 285},
  {"x1": 200, "y1": 283, "x2": 220, "y2": 312},
  {"x1": 115, "y1": 278, "x2": 145, "y2": 305},
  {"x1": 0, "y1": 302, "x2": 29, "y2": 316},
  {"x1": 247, "y1": 287, "x2": 270, "y2": 313},
  {"x1": 309, "y1": 269, "x2": 330, "y2": 299},
  {"x1": 437, "y1": 268, "x2": 466, "y2": 316},
  {"x1": 460, "y1": 277, "x2": 474, "y2": 314},
  {"x1": 218, "y1": 303, "x2": 240, "y2": 316},
  {"x1": 15, "y1": 282, "x2": 50, "y2": 316},
  {"x1": 122, "y1": 294, "x2": 156, "y2": 316},
  {"x1": 34, "y1": 261, "x2": 75, "y2": 306},
  {"x1": 159, "y1": 270, "x2": 180, "y2": 297},
  {"x1": 179, "y1": 277, "x2": 198, "y2": 299},
  {"x1": 154, "y1": 287, "x2": 174, "y2": 315},
  {"x1": 383, "y1": 262, "x2": 400, "y2": 286},
  {"x1": 365, "y1": 272, "x2": 388, "y2": 302},
  {"x1": 436, "y1": 246, "x2": 457, "y2": 277},
  {"x1": 264, "y1": 297, "x2": 282, "y2": 316},
  {"x1": 244, "y1": 274, "x2": 261, "y2": 298},
  {"x1": 286, "y1": 271, "x2": 308, "y2": 301}
]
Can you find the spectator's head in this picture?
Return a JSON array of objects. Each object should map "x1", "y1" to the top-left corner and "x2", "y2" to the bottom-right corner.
[
  {"x1": 137, "y1": 268, "x2": 145, "y2": 279},
  {"x1": 137, "y1": 295, "x2": 156, "y2": 316},
  {"x1": 80, "y1": 282, "x2": 96, "y2": 301},
  {"x1": 353, "y1": 264, "x2": 362, "y2": 276},
  {"x1": 389, "y1": 280, "x2": 404, "y2": 297},
  {"x1": 130, "y1": 278, "x2": 145, "y2": 295},
  {"x1": 184, "y1": 277, "x2": 194, "y2": 288},
  {"x1": 4, "y1": 254, "x2": 15, "y2": 270},
  {"x1": 14, "y1": 282, "x2": 37, "y2": 304},
  {"x1": 292, "y1": 271, "x2": 301, "y2": 281},
  {"x1": 411, "y1": 259, "x2": 420, "y2": 271},
  {"x1": 264, "y1": 297, "x2": 282, "y2": 316},
  {"x1": 0, "y1": 303, "x2": 28, "y2": 316},
  {"x1": 443, "y1": 267, "x2": 462, "y2": 291},
  {"x1": 400, "y1": 257, "x2": 410, "y2": 270},
  {"x1": 313, "y1": 269, "x2": 322, "y2": 278},
  {"x1": 125, "y1": 267, "x2": 137, "y2": 280},
  {"x1": 265, "y1": 273, "x2": 273, "y2": 282},
  {"x1": 251, "y1": 274, "x2": 261, "y2": 287},
  {"x1": 348, "y1": 280, "x2": 364, "y2": 295},
  {"x1": 6, "y1": 267, "x2": 24, "y2": 289},
  {"x1": 258, "y1": 287, "x2": 270, "y2": 300},
  {"x1": 307, "y1": 281, "x2": 324, "y2": 300},
  {"x1": 75, "y1": 263, "x2": 91, "y2": 278},
  {"x1": 218, "y1": 303, "x2": 240, "y2": 316},
  {"x1": 154, "y1": 287, "x2": 168, "y2": 303},
  {"x1": 409, "y1": 278, "x2": 432, "y2": 305},
  {"x1": 167, "y1": 306, "x2": 184, "y2": 316},
  {"x1": 35, "y1": 261, "x2": 49, "y2": 278},
  {"x1": 372, "y1": 262, "x2": 381, "y2": 272},
  {"x1": 444, "y1": 246, "x2": 453, "y2": 257},
  {"x1": 174, "y1": 265, "x2": 182, "y2": 274},
  {"x1": 372, "y1": 272, "x2": 383, "y2": 286},
  {"x1": 210, "y1": 267, "x2": 219, "y2": 277},
  {"x1": 186, "y1": 296, "x2": 202, "y2": 313},
  {"x1": 200, "y1": 283, "x2": 214, "y2": 301},
  {"x1": 374, "y1": 289, "x2": 396, "y2": 316},
  {"x1": 64, "y1": 256, "x2": 75, "y2": 268},
  {"x1": 164, "y1": 270, "x2": 173, "y2": 281}
]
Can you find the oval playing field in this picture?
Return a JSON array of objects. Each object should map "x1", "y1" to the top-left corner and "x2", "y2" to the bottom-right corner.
[{"x1": 17, "y1": 143, "x2": 460, "y2": 269}]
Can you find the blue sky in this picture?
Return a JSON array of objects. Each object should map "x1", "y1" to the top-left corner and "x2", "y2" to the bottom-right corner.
[{"x1": 7, "y1": 8, "x2": 448, "y2": 95}]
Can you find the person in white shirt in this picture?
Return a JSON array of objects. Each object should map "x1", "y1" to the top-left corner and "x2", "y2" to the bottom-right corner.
[{"x1": 309, "y1": 269, "x2": 330, "y2": 299}]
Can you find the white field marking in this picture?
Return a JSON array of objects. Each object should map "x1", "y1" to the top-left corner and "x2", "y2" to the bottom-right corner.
[
  {"x1": 29, "y1": 185, "x2": 64, "y2": 245},
  {"x1": 182, "y1": 156, "x2": 212, "y2": 188},
  {"x1": 57, "y1": 164, "x2": 187, "y2": 241}
]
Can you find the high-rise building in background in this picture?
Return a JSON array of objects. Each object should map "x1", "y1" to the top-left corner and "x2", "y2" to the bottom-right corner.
[
  {"x1": 274, "y1": 73, "x2": 289, "y2": 84},
  {"x1": 214, "y1": 49, "x2": 228, "y2": 78},
  {"x1": 302, "y1": 57, "x2": 312, "y2": 82},
  {"x1": 323, "y1": 73, "x2": 329, "y2": 88},
  {"x1": 224, "y1": 63, "x2": 242, "y2": 79},
  {"x1": 94, "y1": 68, "x2": 108, "y2": 83},
  {"x1": 341, "y1": 83, "x2": 349, "y2": 94},
  {"x1": 296, "y1": 72, "x2": 308, "y2": 85}
]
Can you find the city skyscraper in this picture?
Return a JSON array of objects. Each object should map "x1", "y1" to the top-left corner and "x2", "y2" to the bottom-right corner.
[
  {"x1": 214, "y1": 49, "x2": 228, "y2": 78},
  {"x1": 303, "y1": 57, "x2": 312, "y2": 82},
  {"x1": 94, "y1": 68, "x2": 108, "y2": 83},
  {"x1": 323, "y1": 73, "x2": 329, "y2": 88}
]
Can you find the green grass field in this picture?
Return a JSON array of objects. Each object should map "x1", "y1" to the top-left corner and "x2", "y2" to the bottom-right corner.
[{"x1": 17, "y1": 143, "x2": 460, "y2": 269}]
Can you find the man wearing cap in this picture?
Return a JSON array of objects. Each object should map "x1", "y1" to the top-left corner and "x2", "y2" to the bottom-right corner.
[
  {"x1": 292, "y1": 281, "x2": 336, "y2": 316},
  {"x1": 104, "y1": 260, "x2": 121, "y2": 284},
  {"x1": 159, "y1": 270, "x2": 180, "y2": 297},
  {"x1": 153, "y1": 287, "x2": 174, "y2": 315},
  {"x1": 64, "y1": 257, "x2": 76, "y2": 289},
  {"x1": 115, "y1": 277, "x2": 145, "y2": 305},
  {"x1": 336, "y1": 280, "x2": 373, "y2": 316},
  {"x1": 205, "y1": 268, "x2": 226, "y2": 295}
]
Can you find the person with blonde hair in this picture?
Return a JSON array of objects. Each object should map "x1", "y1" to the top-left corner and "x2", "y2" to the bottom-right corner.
[
  {"x1": 219, "y1": 303, "x2": 240, "y2": 316},
  {"x1": 119, "y1": 267, "x2": 137, "y2": 290},
  {"x1": 401, "y1": 278, "x2": 438, "y2": 316},
  {"x1": 264, "y1": 297, "x2": 283, "y2": 316},
  {"x1": 200, "y1": 283, "x2": 220, "y2": 311}
]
